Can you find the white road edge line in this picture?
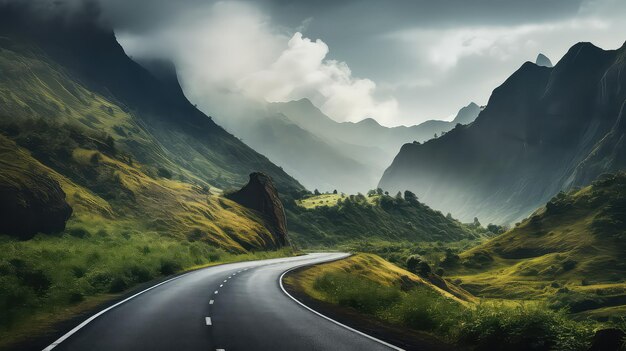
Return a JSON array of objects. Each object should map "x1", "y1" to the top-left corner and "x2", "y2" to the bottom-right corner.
[
  {"x1": 41, "y1": 254, "x2": 347, "y2": 351},
  {"x1": 205, "y1": 317, "x2": 212, "y2": 326},
  {"x1": 42, "y1": 270, "x2": 194, "y2": 351},
  {"x1": 278, "y1": 255, "x2": 405, "y2": 351}
]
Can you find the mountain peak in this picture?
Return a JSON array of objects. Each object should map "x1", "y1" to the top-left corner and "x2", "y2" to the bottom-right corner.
[
  {"x1": 356, "y1": 117, "x2": 382, "y2": 127},
  {"x1": 451, "y1": 102, "x2": 481, "y2": 125},
  {"x1": 535, "y1": 53, "x2": 553, "y2": 67}
]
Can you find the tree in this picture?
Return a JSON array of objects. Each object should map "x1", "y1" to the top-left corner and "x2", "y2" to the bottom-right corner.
[
  {"x1": 434, "y1": 133, "x2": 438, "y2": 138},
  {"x1": 376, "y1": 188, "x2": 384, "y2": 195},
  {"x1": 406, "y1": 255, "x2": 431, "y2": 276},
  {"x1": 404, "y1": 190, "x2": 418, "y2": 203},
  {"x1": 314, "y1": 189, "x2": 321, "y2": 196},
  {"x1": 395, "y1": 191, "x2": 403, "y2": 200},
  {"x1": 333, "y1": 189, "x2": 338, "y2": 194},
  {"x1": 384, "y1": 191, "x2": 389, "y2": 196},
  {"x1": 367, "y1": 189, "x2": 376, "y2": 197},
  {"x1": 473, "y1": 217, "x2": 481, "y2": 227}
]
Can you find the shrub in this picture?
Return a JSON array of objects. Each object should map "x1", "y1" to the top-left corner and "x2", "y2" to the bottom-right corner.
[
  {"x1": 157, "y1": 167, "x2": 172, "y2": 179},
  {"x1": 313, "y1": 272, "x2": 401, "y2": 314}
]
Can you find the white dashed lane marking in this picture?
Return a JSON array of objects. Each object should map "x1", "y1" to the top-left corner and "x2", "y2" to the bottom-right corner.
[
  {"x1": 209, "y1": 300, "x2": 214, "y2": 305},
  {"x1": 214, "y1": 290, "x2": 219, "y2": 294},
  {"x1": 205, "y1": 317, "x2": 212, "y2": 326}
]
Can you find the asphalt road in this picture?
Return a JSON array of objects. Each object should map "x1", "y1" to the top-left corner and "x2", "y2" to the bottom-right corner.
[{"x1": 46, "y1": 252, "x2": 400, "y2": 351}]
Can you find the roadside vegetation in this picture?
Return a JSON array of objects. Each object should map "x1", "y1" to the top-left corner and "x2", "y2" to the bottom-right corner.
[
  {"x1": 0, "y1": 229, "x2": 293, "y2": 348},
  {"x1": 287, "y1": 253, "x2": 597, "y2": 351}
]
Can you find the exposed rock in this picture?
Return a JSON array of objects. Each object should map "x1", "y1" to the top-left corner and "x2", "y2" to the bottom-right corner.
[
  {"x1": 588, "y1": 328, "x2": 625, "y2": 351},
  {"x1": 226, "y1": 172, "x2": 290, "y2": 247},
  {"x1": 535, "y1": 53, "x2": 553, "y2": 67},
  {"x1": 0, "y1": 170, "x2": 73, "y2": 240}
]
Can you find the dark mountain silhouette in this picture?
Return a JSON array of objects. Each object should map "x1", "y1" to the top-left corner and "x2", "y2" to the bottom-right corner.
[{"x1": 380, "y1": 41, "x2": 626, "y2": 224}]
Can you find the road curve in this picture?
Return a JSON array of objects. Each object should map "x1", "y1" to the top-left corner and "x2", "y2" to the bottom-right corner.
[{"x1": 46, "y1": 252, "x2": 400, "y2": 351}]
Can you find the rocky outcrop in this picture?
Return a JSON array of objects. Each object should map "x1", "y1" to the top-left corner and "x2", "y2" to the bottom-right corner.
[
  {"x1": 226, "y1": 172, "x2": 290, "y2": 247},
  {"x1": 535, "y1": 53, "x2": 553, "y2": 67},
  {"x1": 0, "y1": 170, "x2": 73, "y2": 240}
]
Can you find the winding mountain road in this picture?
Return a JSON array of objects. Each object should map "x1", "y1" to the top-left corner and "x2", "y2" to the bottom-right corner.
[{"x1": 44, "y1": 252, "x2": 401, "y2": 351}]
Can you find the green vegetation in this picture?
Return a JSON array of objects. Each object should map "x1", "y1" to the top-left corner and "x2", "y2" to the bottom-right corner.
[
  {"x1": 0, "y1": 231, "x2": 292, "y2": 347},
  {"x1": 288, "y1": 190, "x2": 499, "y2": 247},
  {"x1": 287, "y1": 254, "x2": 597, "y2": 351},
  {"x1": 0, "y1": 33, "x2": 298, "y2": 347},
  {"x1": 447, "y1": 173, "x2": 626, "y2": 320}
]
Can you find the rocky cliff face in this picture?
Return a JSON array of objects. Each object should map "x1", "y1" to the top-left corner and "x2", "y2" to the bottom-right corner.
[
  {"x1": 0, "y1": 170, "x2": 73, "y2": 240},
  {"x1": 226, "y1": 173, "x2": 290, "y2": 247}
]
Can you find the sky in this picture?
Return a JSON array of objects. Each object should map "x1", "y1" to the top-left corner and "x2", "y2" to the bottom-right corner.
[{"x1": 29, "y1": 0, "x2": 626, "y2": 126}]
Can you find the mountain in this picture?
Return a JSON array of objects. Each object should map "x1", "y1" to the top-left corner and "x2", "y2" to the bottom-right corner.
[
  {"x1": 450, "y1": 172, "x2": 626, "y2": 318},
  {"x1": 246, "y1": 99, "x2": 480, "y2": 192},
  {"x1": 0, "y1": 5, "x2": 305, "y2": 251},
  {"x1": 380, "y1": 41, "x2": 626, "y2": 224},
  {"x1": 0, "y1": 7, "x2": 302, "y2": 195},
  {"x1": 535, "y1": 53, "x2": 554, "y2": 67},
  {"x1": 222, "y1": 112, "x2": 378, "y2": 193}
]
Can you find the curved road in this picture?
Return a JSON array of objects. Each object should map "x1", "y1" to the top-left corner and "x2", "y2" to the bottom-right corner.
[{"x1": 45, "y1": 252, "x2": 400, "y2": 351}]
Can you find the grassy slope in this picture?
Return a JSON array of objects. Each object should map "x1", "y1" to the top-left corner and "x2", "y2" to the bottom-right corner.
[
  {"x1": 288, "y1": 193, "x2": 493, "y2": 248},
  {"x1": 449, "y1": 173, "x2": 626, "y2": 318},
  {"x1": 0, "y1": 38, "x2": 297, "y2": 344},
  {"x1": 286, "y1": 253, "x2": 595, "y2": 350},
  {"x1": 285, "y1": 253, "x2": 474, "y2": 304}
]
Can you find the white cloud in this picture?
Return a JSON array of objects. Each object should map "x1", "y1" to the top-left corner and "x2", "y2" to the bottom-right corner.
[
  {"x1": 390, "y1": 18, "x2": 610, "y2": 71},
  {"x1": 239, "y1": 32, "x2": 398, "y2": 123},
  {"x1": 118, "y1": 2, "x2": 396, "y2": 124}
]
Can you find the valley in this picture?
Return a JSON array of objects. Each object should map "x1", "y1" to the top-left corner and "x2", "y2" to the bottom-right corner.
[{"x1": 1, "y1": 2, "x2": 626, "y2": 351}]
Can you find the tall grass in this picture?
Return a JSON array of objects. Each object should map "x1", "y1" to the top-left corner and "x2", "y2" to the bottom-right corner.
[
  {"x1": 311, "y1": 271, "x2": 595, "y2": 351},
  {"x1": 0, "y1": 230, "x2": 293, "y2": 340}
]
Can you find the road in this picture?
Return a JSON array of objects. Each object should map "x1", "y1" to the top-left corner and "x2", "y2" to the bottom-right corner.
[{"x1": 45, "y1": 252, "x2": 400, "y2": 351}]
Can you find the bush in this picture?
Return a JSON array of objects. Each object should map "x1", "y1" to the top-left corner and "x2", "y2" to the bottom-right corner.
[
  {"x1": 309, "y1": 270, "x2": 594, "y2": 351},
  {"x1": 313, "y1": 272, "x2": 401, "y2": 314},
  {"x1": 157, "y1": 167, "x2": 172, "y2": 179}
]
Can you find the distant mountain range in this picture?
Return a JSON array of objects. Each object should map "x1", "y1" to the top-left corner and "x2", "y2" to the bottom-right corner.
[
  {"x1": 380, "y1": 41, "x2": 626, "y2": 224},
  {"x1": 216, "y1": 98, "x2": 480, "y2": 193}
]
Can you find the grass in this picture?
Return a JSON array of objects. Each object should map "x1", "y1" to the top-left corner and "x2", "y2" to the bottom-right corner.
[
  {"x1": 0, "y1": 230, "x2": 294, "y2": 348},
  {"x1": 297, "y1": 193, "x2": 377, "y2": 209},
  {"x1": 287, "y1": 253, "x2": 597, "y2": 351},
  {"x1": 446, "y1": 173, "x2": 626, "y2": 319},
  {"x1": 288, "y1": 192, "x2": 498, "y2": 248},
  {"x1": 0, "y1": 39, "x2": 299, "y2": 346}
]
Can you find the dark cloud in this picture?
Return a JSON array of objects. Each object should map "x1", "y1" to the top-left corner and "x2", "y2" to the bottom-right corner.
[{"x1": 4, "y1": 0, "x2": 624, "y2": 125}]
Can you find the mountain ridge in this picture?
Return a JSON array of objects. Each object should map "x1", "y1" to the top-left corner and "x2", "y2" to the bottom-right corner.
[{"x1": 379, "y1": 40, "x2": 626, "y2": 224}]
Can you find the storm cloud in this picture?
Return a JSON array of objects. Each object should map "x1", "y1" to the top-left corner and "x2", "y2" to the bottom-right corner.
[{"x1": 9, "y1": 0, "x2": 626, "y2": 126}]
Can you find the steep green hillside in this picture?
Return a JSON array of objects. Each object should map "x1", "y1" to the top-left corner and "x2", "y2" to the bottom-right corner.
[
  {"x1": 287, "y1": 191, "x2": 493, "y2": 247},
  {"x1": 0, "y1": 8, "x2": 301, "y2": 344},
  {"x1": 0, "y1": 8, "x2": 303, "y2": 194},
  {"x1": 380, "y1": 41, "x2": 626, "y2": 225},
  {"x1": 450, "y1": 172, "x2": 626, "y2": 318}
]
